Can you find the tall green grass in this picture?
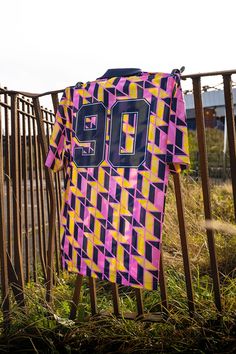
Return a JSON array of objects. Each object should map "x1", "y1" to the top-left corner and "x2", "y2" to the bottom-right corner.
[{"x1": 188, "y1": 128, "x2": 230, "y2": 170}]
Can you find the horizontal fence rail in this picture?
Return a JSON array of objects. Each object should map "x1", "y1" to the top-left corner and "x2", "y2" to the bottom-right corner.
[{"x1": 0, "y1": 69, "x2": 236, "y2": 330}]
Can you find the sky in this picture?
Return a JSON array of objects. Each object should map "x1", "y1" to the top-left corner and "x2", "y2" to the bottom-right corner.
[{"x1": 0, "y1": 0, "x2": 236, "y2": 108}]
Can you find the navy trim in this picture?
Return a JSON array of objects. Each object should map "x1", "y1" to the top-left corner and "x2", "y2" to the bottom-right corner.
[{"x1": 96, "y1": 68, "x2": 142, "y2": 79}]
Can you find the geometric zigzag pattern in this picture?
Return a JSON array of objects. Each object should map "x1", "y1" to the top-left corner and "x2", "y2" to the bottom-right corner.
[{"x1": 45, "y1": 71, "x2": 190, "y2": 291}]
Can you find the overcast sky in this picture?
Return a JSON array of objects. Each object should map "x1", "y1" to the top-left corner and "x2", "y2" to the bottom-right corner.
[{"x1": 0, "y1": 0, "x2": 235, "y2": 108}]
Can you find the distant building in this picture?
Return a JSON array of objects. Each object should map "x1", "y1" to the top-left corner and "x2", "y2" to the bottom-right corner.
[{"x1": 184, "y1": 87, "x2": 236, "y2": 130}]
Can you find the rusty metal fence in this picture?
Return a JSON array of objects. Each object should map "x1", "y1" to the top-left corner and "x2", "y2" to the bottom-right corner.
[{"x1": 0, "y1": 69, "x2": 236, "y2": 330}]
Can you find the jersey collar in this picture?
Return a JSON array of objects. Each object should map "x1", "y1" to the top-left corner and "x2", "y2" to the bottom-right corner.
[{"x1": 96, "y1": 68, "x2": 142, "y2": 79}]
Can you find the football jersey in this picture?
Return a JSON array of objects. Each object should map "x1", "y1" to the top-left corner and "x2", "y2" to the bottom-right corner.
[{"x1": 45, "y1": 69, "x2": 190, "y2": 291}]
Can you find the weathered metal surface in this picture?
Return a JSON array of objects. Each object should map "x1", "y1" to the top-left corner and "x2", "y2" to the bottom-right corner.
[
  {"x1": 10, "y1": 94, "x2": 25, "y2": 304},
  {"x1": 192, "y1": 76, "x2": 222, "y2": 313},
  {"x1": 173, "y1": 173, "x2": 195, "y2": 317},
  {"x1": 32, "y1": 97, "x2": 57, "y2": 303},
  {"x1": 0, "y1": 95, "x2": 10, "y2": 329},
  {"x1": 222, "y1": 75, "x2": 236, "y2": 221}
]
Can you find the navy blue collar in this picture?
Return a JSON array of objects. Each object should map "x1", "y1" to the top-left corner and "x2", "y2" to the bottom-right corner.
[{"x1": 96, "y1": 68, "x2": 142, "y2": 79}]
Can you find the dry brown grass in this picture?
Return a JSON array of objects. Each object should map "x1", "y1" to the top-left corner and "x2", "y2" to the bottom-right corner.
[{"x1": 163, "y1": 177, "x2": 236, "y2": 276}]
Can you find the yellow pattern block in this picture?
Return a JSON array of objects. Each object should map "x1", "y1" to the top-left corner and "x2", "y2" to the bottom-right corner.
[
  {"x1": 151, "y1": 155, "x2": 159, "y2": 176},
  {"x1": 129, "y1": 82, "x2": 138, "y2": 98},
  {"x1": 123, "y1": 135, "x2": 134, "y2": 154},
  {"x1": 141, "y1": 177, "x2": 150, "y2": 199},
  {"x1": 145, "y1": 214, "x2": 154, "y2": 234},
  {"x1": 98, "y1": 168, "x2": 105, "y2": 186},
  {"x1": 144, "y1": 272, "x2": 154, "y2": 290},
  {"x1": 98, "y1": 86, "x2": 104, "y2": 101},
  {"x1": 157, "y1": 100, "x2": 165, "y2": 118}
]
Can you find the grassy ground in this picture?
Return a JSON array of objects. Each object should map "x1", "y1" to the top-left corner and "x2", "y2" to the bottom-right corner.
[
  {"x1": 188, "y1": 128, "x2": 231, "y2": 171},
  {"x1": 0, "y1": 177, "x2": 235, "y2": 353}
]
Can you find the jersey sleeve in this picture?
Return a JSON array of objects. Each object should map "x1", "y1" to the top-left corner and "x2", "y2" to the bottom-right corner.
[
  {"x1": 166, "y1": 74, "x2": 190, "y2": 174},
  {"x1": 45, "y1": 88, "x2": 69, "y2": 173}
]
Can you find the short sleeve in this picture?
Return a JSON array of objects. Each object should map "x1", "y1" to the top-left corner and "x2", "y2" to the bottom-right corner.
[
  {"x1": 45, "y1": 88, "x2": 69, "y2": 172},
  {"x1": 166, "y1": 74, "x2": 190, "y2": 174}
]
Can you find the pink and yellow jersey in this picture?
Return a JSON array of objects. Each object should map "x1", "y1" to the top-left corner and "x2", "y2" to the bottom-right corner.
[{"x1": 45, "y1": 70, "x2": 190, "y2": 291}]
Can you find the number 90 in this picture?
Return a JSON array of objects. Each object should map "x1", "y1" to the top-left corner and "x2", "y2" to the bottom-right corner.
[{"x1": 72, "y1": 99, "x2": 150, "y2": 168}]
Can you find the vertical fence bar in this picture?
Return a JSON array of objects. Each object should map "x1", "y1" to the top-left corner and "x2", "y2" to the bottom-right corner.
[
  {"x1": 159, "y1": 252, "x2": 168, "y2": 316},
  {"x1": 173, "y1": 174, "x2": 195, "y2": 316},
  {"x1": 222, "y1": 74, "x2": 236, "y2": 222},
  {"x1": 17, "y1": 97, "x2": 23, "y2": 255},
  {"x1": 32, "y1": 111, "x2": 47, "y2": 281},
  {"x1": 3, "y1": 91, "x2": 13, "y2": 259},
  {"x1": 135, "y1": 289, "x2": 144, "y2": 317},
  {"x1": 192, "y1": 76, "x2": 222, "y2": 313},
  {"x1": 51, "y1": 93, "x2": 63, "y2": 274},
  {"x1": 32, "y1": 97, "x2": 57, "y2": 303},
  {"x1": 38, "y1": 132, "x2": 48, "y2": 269},
  {"x1": 44, "y1": 111, "x2": 55, "y2": 285},
  {"x1": 88, "y1": 277, "x2": 98, "y2": 315},
  {"x1": 10, "y1": 93, "x2": 25, "y2": 306},
  {"x1": 54, "y1": 173, "x2": 61, "y2": 276},
  {"x1": 22, "y1": 99, "x2": 30, "y2": 283},
  {"x1": 27, "y1": 100, "x2": 37, "y2": 282},
  {"x1": 111, "y1": 283, "x2": 121, "y2": 316},
  {"x1": 44, "y1": 111, "x2": 51, "y2": 235},
  {"x1": 0, "y1": 95, "x2": 11, "y2": 329},
  {"x1": 69, "y1": 274, "x2": 84, "y2": 320}
]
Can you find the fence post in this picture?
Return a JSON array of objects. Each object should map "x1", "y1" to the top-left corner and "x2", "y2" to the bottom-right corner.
[
  {"x1": 173, "y1": 174, "x2": 195, "y2": 317},
  {"x1": 222, "y1": 75, "x2": 236, "y2": 221},
  {"x1": 10, "y1": 93, "x2": 25, "y2": 307},
  {"x1": 32, "y1": 97, "x2": 57, "y2": 303},
  {"x1": 0, "y1": 95, "x2": 11, "y2": 330},
  {"x1": 192, "y1": 77, "x2": 222, "y2": 313}
]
